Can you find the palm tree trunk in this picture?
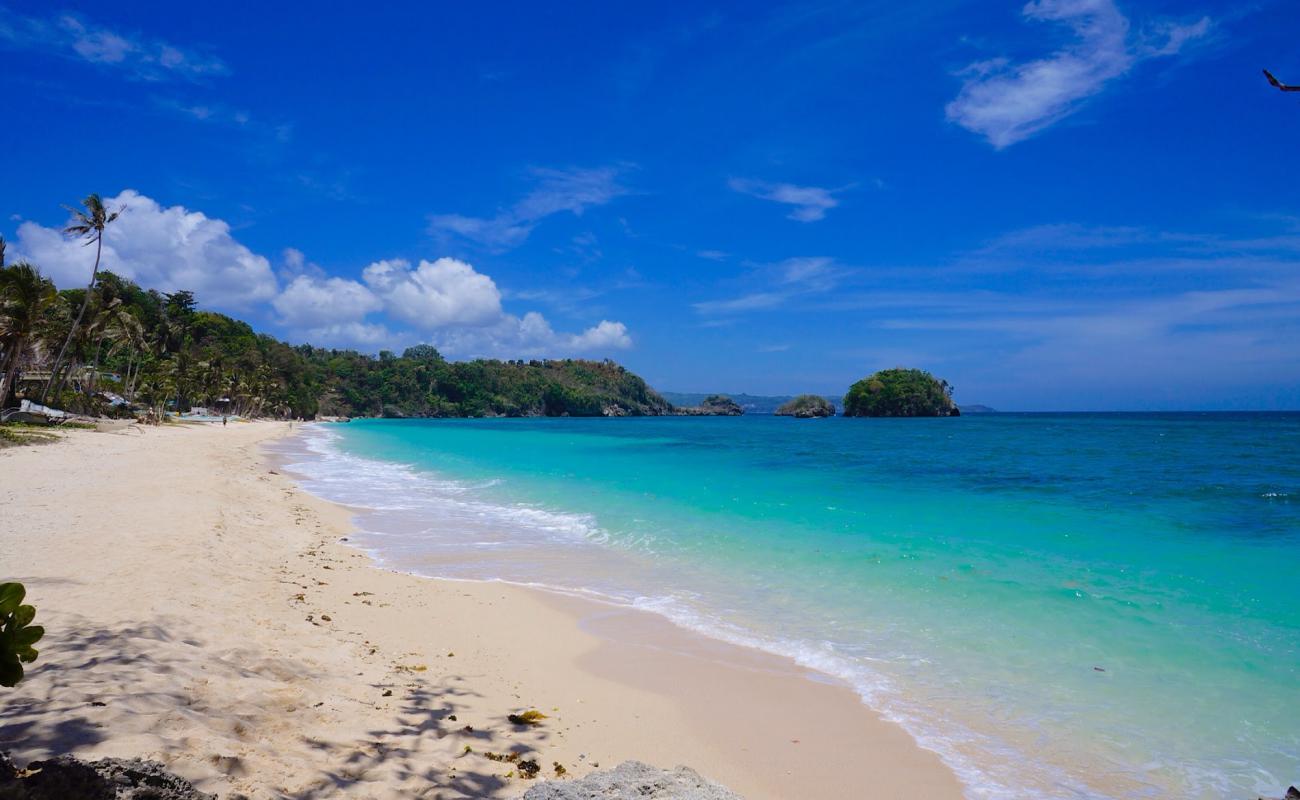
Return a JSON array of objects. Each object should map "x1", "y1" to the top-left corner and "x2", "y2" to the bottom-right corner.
[
  {"x1": 88, "y1": 336, "x2": 105, "y2": 394},
  {"x1": 125, "y1": 352, "x2": 136, "y2": 401},
  {"x1": 0, "y1": 340, "x2": 24, "y2": 409},
  {"x1": 42, "y1": 234, "x2": 102, "y2": 403}
]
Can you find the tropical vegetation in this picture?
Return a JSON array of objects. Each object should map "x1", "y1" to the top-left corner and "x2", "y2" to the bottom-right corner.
[{"x1": 842, "y1": 368, "x2": 960, "y2": 417}]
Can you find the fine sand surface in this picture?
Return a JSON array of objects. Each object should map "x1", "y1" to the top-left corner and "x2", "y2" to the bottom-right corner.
[{"x1": 0, "y1": 422, "x2": 964, "y2": 799}]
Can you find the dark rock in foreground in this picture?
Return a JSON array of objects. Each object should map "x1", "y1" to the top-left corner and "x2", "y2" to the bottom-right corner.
[
  {"x1": 674, "y1": 395, "x2": 744, "y2": 416},
  {"x1": 775, "y1": 394, "x2": 835, "y2": 418},
  {"x1": 523, "y1": 761, "x2": 743, "y2": 800},
  {"x1": 1258, "y1": 787, "x2": 1299, "y2": 800},
  {"x1": 0, "y1": 753, "x2": 214, "y2": 800}
]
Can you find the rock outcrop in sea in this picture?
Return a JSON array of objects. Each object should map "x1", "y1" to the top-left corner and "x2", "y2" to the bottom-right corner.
[
  {"x1": 775, "y1": 394, "x2": 835, "y2": 418},
  {"x1": 673, "y1": 395, "x2": 743, "y2": 416},
  {"x1": 0, "y1": 753, "x2": 215, "y2": 799},
  {"x1": 524, "y1": 761, "x2": 743, "y2": 799}
]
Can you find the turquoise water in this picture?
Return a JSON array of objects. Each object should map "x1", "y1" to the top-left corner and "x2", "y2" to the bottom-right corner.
[{"x1": 283, "y1": 414, "x2": 1300, "y2": 799}]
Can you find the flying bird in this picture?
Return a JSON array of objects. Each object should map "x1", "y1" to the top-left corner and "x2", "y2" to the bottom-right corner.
[{"x1": 1263, "y1": 69, "x2": 1300, "y2": 92}]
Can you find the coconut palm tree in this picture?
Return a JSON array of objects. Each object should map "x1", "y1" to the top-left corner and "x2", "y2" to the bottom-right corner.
[
  {"x1": 0, "y1": 263, "x2": 58, "y2": 408},
  {"x1": 105, "y1": 310, "x2": 146, "y2": 400},
  {"x1": 42, "y1": 193, "x2": 122, "y2": 402}
]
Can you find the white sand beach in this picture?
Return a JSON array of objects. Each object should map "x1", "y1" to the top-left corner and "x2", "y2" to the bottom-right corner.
[{"x1": 0, "y1": 422, "x2": 963, "y2": 799}]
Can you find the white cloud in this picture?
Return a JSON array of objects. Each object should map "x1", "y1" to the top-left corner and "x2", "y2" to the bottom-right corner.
[
  {"x1": 945, "y1": 0, "x2": 1210, "y2": 148},
  {"x1": 272, "y1": 274, "x2": 383, "y2": 329},
  {"x1": 362, "y1": 258, "x2": 505, "y2": 328},
  {"x1": 358, "y1": 259, "x2": 632, "y2": 357},
  {"x1": 729, "y1": 178, "x2": 839, "y2": 222},
  {"x1": 428, "y1": 313, "x2": 632, "y2": 358},
  {"x1": 568, "y1": 319, "x2": 633, "y2": 350},
  {"x1": 12, "y1": 189, "x2": 278, "y2": 309},
  {"x1": 0, "y1": 9, "x2": 228, "y2": 81},
  {"x1": 274, "y1": 255, "x2": 633, "y2": 358},
  {"x1": 295, "y1": 321, "x2": 402, "y2": 351},
  {"x1": 429, "y1": 166, "x2": 629, "y2": 250}
]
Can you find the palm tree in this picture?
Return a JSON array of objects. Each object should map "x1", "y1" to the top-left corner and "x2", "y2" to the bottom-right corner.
[
  {"x1": 104, "y1": 309, "x2": 146, "y2": 400},
  {"x1": 42, "y1": 194, "x2": 122, "y2": 402},
  {"x1": 0, "y1": 263, "x2": 58, "y2": 408}
]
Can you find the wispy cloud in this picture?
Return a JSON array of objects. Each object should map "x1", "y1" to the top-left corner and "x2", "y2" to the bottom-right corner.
[
  {"x1": 945, "y1": 0, "x2": 1210, "y2": 148},
  {"x1": 728, "y1": 178, "x2": 841, "y2": 222},
  {"x1": 0, "y1": 8, "x2": 228, "y2": 81},
  {"x1": 694, "y1": 256, "x2": 849, "y2": 314},
  {"x1": 429, "y1": 166, "x2": 631, "y2": 251}
]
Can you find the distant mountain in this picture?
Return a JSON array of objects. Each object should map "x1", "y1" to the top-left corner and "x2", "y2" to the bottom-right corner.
[
  {"x1": 960, "y1": 404, "x2": 998, "y2": 413},
  {"x1": 661, "y1": 392, "x2": 839, "y2": 415}
]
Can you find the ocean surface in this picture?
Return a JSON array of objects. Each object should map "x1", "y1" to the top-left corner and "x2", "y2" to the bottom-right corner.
[{"x1": 279, "y1": 414, "x2": 1300, "y2": 799}]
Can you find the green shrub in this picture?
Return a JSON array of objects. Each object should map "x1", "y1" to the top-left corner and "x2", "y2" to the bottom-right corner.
[{"x1": 0, "y1": 582, "x2": 43, "y2": 687}]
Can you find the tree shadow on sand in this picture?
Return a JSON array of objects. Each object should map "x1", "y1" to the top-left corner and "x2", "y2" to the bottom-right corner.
[
  {"x1": 0, "y1": 620, "x2": 190, "y2": 758},
  {"x1": 299, "y1": 676, "x2": 555, "y2": 799},
  {"x1": 1, "y1": 615, "x2": 557, "y2": 798}
]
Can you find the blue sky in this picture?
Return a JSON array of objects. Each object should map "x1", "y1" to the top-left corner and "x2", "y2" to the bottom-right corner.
[{"x1": 2, "y1": 0, "x2": 1299, "y2": 410}]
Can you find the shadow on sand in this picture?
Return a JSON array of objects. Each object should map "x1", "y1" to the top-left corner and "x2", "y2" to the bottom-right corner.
[{"x1": 1, "y1": 616, "x2": 552, "y2": 798}]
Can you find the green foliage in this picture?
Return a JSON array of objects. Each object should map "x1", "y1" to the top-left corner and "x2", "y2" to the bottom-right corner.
[
  {"x1": 0, "y1": 582, "x2": 43, "y2": 687},
  {"x1": 0, "y1": 423, "x2": 61, "y2": 448},
  {"x1": 843, "y1": 368, "x2": 959, "y2": 417}
]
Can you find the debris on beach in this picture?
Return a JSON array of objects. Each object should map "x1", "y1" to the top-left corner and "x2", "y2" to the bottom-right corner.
[{"x1": 508, "y1": 710, "x2": 547, "y2": 725}]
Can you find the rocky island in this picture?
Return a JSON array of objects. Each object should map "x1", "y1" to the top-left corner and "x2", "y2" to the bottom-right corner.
[
  {"x1": 775, "y1": 395, "x2": 836, "y2": 418},
  {"x1": 843, "y1": 368, "x2": 960, "y2": 417},
  {"x1": 673, "y1": 394, "x2": 744, "y2": 416}
]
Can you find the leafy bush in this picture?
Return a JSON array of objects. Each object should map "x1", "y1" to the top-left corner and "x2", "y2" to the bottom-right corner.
[
  {"x1": 843, "y1": 368, "x2": 959, "y2": 417},
  {"x1": 0, "y1": 582, "x2": 43, "y2": 687}
]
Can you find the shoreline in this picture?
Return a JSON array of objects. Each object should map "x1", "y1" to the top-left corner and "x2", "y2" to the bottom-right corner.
[{"x1": 0, "y1": 422, "x2": 963, "y2": 798}]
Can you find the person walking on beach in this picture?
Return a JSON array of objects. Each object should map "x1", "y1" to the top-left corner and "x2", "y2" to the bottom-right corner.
[{"x1": 222, "y1": 415, "x2": 227, "y2": 427}]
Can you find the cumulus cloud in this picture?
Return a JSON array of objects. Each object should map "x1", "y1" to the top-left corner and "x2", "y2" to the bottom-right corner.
[
  {"x1": 429, "y1": 166, "x2": 629, "y2": 250},
  {"x1": 272, "y1": 255, "x2": 631, "y2": 357},
  {"x1": 428, "y1": 313, "x2": 632, "y2": 358},
  {"x1": 12, "y1": 189, "x2": 278, "y2": 309},
  {"x1": 359, "y1": 259, "x2": 631, "y2": 356},
  {"x1": 945, "y1": 0, "x2": 1210, "y2": 148},
  {"x1": 362, "y1": 258, "x2": 504, "y2": 328},
  {"x1": 272, "y1": 274, "x2": 383, "y2": 329},
  {"x1": 0, "y1": 8, "x2": 228, "y2": 81},
  {"x1": 728, "y1": 179, "x2": 840, "y2": 222}
]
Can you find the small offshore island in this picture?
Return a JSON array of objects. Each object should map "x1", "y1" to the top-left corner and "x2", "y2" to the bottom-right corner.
[
  {"x1": 775, "y1": 395, "x2": 836, "y2": 418},
  {"x1": 843, "y1": 369, "x2": 960, "y2": 418}
]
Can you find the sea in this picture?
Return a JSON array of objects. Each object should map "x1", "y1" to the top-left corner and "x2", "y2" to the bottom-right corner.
[{"x1": 276, "y1": 413, "x2": 1299, "y2": 799}]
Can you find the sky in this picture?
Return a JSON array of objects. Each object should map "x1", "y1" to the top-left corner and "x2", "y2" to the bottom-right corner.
[{"x1": 2, "y1": 0, "x2": 1299, "y2": 411}]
